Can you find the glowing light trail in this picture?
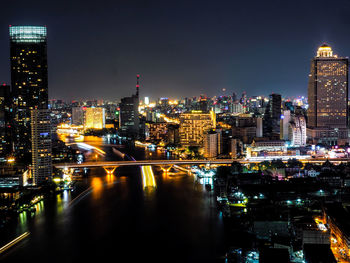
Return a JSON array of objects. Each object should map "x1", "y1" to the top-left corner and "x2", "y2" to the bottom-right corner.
[{"x1": 0, "y1": 232, "x2": 30, "y2": 254}]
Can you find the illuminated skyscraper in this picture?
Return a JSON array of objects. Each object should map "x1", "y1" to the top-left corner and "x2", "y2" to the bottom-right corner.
[
  {"x1": 84, "y1": 107, "x2": 105, "y2": 129},
  {"x1": 179, "y1": 111, "x2": 216, "y2": 147},
  {"x1": 307, "y1": 44, "x2": 349, "y2": 145},
  {"x1": 9, "y1": 26, "x2": 48, "y2": 160}
]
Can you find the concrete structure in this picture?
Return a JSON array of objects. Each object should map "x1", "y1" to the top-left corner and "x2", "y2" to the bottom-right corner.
[
  {"x1": 307, "y1": 44, "x2": 349, "y2": 145},
  {"x1": 31, "y1": 109, "x2": 52, "y2": 185}
]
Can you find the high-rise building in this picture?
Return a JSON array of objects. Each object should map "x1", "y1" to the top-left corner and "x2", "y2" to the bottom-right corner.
[
  {"x1": 307, "y1": 44, "x2": 349, "y2": 145},
  {"x1": 204, "y1": 131, "x2": 218, "y2": 158},
  {"x1": 179, "y1": 111, "x2": 216, "y2": 147},
  {"x1": 84, "y1": 107, "x2": 105, "y2": 129},
  {"x1": 289, "y1": 115, "x2": 306, "y2": 146},
  {"x1": 0, "y1": 84, "x2": 12, "y2": 157},
  {"x1": 31, "y1": 109, "x2": 52, "y2": 185},
  {"x1": 119, "y1": 76, "x2": 140, "y2": 138},
  {"x1": 9, "y1": 26, "x2": 48, "y2": 160},
  {"x1": 72, "y1": 107, "x2": 84, "y2": 125},
  {"x1": 264, "y1": 93, "x2": 281, "y2": 138}
]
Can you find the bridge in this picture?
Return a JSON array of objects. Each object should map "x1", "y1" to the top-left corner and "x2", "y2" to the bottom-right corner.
[
  {"x1": 53, "y1": 157, "x2": 350, "y2": 171},
  {"x1": 53, "y1": 159, "x2": 235, "y2": 169}
]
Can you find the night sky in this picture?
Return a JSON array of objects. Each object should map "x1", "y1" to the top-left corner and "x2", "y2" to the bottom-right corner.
[{"x1": 1, "y1": 0, "x2": 350, "y2": 101}]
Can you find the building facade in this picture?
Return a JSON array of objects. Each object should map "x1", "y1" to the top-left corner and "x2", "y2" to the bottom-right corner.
[
  {"x1": 0, "y1": 84, "x2": 11, "y2": 158},
  {"x1": 84, "y1": 107, "x2": 105, "y2": 129},
  {"x1": 307, "y1": 44, "x2": 349, "y2": 145},
  {"x1": 31, "y1": 109, "x2": 52, "y2": 185},
  {"x1": 179, "y1": 111, "x2": 215, "y2": 147},
  {"x1": 204, "y1": 131, "x2": 218, "y2": 158}
]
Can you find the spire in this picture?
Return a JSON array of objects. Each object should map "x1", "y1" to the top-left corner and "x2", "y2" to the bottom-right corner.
[{"x1": 136, "y1": 74, "x2": 140, "y2": 97}]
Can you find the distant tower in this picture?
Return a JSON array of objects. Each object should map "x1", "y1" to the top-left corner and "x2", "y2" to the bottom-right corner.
[
  {"x1": 136, "y1": 74, "x2": 140, "y2": 97},
  {"x1": 119, "y1": 75, "x2": 141, "y2": 138},
  {"x1": 307, "y1": 43, "x2": 349, "y2": 145}
]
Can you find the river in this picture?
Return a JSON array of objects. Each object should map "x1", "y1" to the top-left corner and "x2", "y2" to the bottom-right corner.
[{"x1": 0, "y1": 138, "x2": 227, "y2": 262}]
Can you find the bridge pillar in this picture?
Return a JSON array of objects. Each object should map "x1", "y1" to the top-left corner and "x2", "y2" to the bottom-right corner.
[
  {"x1": 103, "y1": 166, "x2": 117, "y2": 175},
  {"x1": 160, "y1": 165, "x2": 173, "y2": 173}
]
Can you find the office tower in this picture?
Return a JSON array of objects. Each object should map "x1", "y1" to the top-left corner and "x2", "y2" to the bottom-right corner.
[
  {"x1": 31, "y1": 109, "x2": 52, "y2": 185},
  {"x1": 204, "y1": 131, "x2": 218, "y2": 158},
  {"x1": 179, "y1": 111, "x2": 216, "y2": 147},
  {"x1": 264, "y1": 93, "x2": 281, "y2": 138},
  {"x1": 84, "y1": 107, "x2": 105, "y2": 129},
  {"x1": 307, "y1": 44, "x2": 349, "y2": 145},
  {"x1": 72, "y1": 107, "x2": 84, "y2": 125},
  {"x1": 0, "y1": 84, "x2": 11, "y2": 157},
  {"x1": 9, "y1": 26, "x2": 48, "y2": 160},
  {"x1": 119, "y1": 76, "x2": 140, "y2": 138}
]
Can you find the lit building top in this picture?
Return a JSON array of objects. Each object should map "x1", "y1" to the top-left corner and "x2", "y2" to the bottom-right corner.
[
  {"x1": 9, "y1": 26, "x2": 47, "y2": 43},
  {"x1": 316, "y1": 43, "x2": 334, "y2": 58}
]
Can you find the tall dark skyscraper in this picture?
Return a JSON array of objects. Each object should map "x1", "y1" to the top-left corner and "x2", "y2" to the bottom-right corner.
[
  {"x1": 263, "y1": 93, "x2": 281, "y2": 138},
  {"x1": 119, "y1": 75, "x2": 140, "y2": 138},
  {"x1": 307, "y1": 44, "x2": 349, "y2": 145},
  {"x1": 9, "y1": 26, "x2": 48, "y2": 160}
]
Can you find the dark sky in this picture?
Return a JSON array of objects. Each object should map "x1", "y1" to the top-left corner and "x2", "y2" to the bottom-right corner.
[{"x1": 1, "y1": 0, "x2": 350, "y2": 101}]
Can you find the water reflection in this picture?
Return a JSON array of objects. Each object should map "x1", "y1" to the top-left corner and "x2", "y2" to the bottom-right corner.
[
  {"x1": 141, "y1": 166, "x2": 156, "y2": 189},
  {"x1": 91, "y1": 177, "x2": 103, "y2": 199}
]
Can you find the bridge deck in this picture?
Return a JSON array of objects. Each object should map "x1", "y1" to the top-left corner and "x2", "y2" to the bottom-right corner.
[{"x1": 53, "y1": 158, "x2": 350, "y2": 169}]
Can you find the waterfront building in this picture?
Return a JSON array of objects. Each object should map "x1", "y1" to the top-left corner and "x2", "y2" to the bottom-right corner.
[
  {"x1": 179, "y1": 111, "x2": 216, "y2": 147},
  {"x1": 31, "y1": 109, "x2": 52, "y2": 185},
  {"x1": 9, "y1": 26, "x2": 48, "y2": 161},
  {"x1": 84, "y1": 107, "x2": 105, "y2": 129},
  {"x1": 307, "y1": 44, "x2": 349, "y2": 145}
]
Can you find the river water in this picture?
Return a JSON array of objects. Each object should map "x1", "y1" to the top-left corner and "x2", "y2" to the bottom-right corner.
[{"x1": 0, "y1": 140, "x2": 227, "y2": 262}]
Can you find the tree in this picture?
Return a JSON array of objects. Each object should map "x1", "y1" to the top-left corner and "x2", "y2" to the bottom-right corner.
[
  {"x1": 231, "y1": 161, "x2": 243, "y2": 173},
  {"x1": 287, "y1": 158, "x2": 303, "y2": 169},
  {"x1": 215, "y1": 166, "x2": 232, "y2": 179}
]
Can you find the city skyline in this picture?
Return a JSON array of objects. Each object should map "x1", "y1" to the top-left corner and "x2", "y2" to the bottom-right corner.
[{"x1": 1, "y1": 0, "x2": 350, "y2": 100}]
